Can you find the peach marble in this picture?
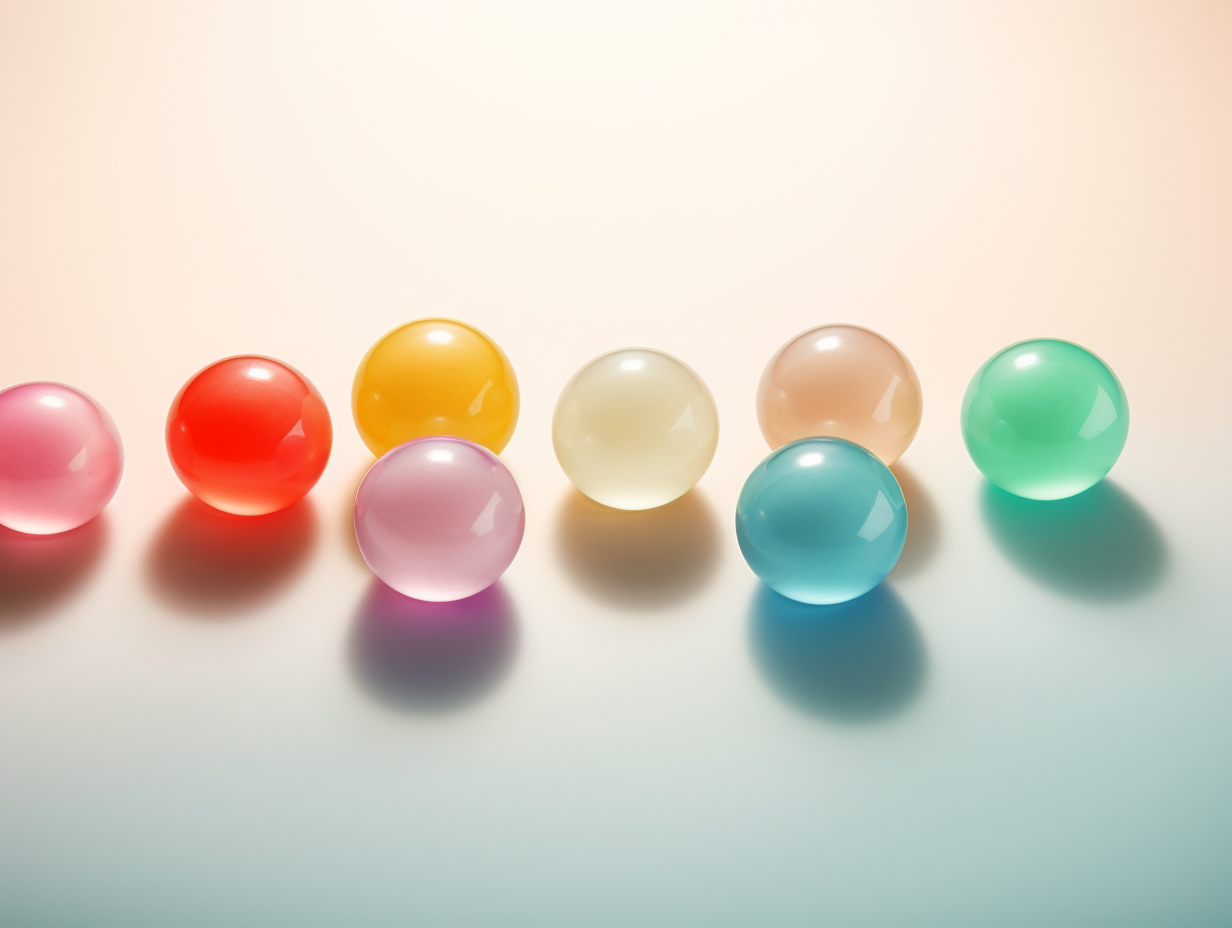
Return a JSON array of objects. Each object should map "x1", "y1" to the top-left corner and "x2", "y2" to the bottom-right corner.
[{"x1": 757, "y1": 325, "x2": 922, "y2": 465}]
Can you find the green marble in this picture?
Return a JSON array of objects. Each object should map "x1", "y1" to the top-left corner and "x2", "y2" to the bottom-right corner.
[{"x1": 961, "y1": 338, "x2": 1128, "y2": 500}]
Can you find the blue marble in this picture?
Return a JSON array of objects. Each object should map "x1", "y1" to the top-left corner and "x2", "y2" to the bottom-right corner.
[{"x1": 736, "y1": 437, "x2": 907, "y2": 604}]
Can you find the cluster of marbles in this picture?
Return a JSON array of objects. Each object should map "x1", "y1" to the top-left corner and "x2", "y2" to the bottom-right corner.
[
  {"x1": 351, "y1": 319, "x2": 524, "y2": 602},
  {"x1": 735, "y1": 328, "x2": 1126, "y2": 604},
  {"x1": 737, "y1": 325, "x2": 918, "y2": 604},
  {"x1": 0, "y1": 315, "x2": 1127, "y2": 610}
]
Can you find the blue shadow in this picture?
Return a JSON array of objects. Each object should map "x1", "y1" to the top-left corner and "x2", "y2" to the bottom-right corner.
[
  {"x1": 349, "y1": 579, "x2": 518, "y2": 713},
  {"x1": 980, "y1": 480, "x2": 1167, "y2": 602},
  {"x1": 748, "y1": 583, "x2": 927, "y2": 724}
]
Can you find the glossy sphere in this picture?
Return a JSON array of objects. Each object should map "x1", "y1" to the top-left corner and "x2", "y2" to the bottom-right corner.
[
  {"x1": 353, "y1": 318, "x2": 519, "y2": 457},
  {"x1": 354, "y1": 437, "x2": 525, "y2": 602},
  {"x1": 167, "y1": 357, "x2": 332, "y2": 516},
  {"x1": 553, "y1": 348, "x2": 719, "y2": 510},
  {"x1": 961, "y1": 338, "x2": 1128, "y2": 500},
  {"x1": 0, "y1": 383, "x2": 123, "y2": 534},
  {"x1": 736, "y1": 438, "x2": 907, "y2": 604},
  {"x1": 757, "y1": 324, "x2": 922, "y2": 465}
]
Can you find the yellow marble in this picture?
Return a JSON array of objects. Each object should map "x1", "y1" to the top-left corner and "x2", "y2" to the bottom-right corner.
[{"x1": 352, "y1": 318, "x2": 519, "y2": 457}]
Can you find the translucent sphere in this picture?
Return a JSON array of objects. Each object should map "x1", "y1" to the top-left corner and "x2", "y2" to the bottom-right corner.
[
  {"x1": 736, "y1": 437, "x2": 907, "y2": 604},
  {"x1": 553, "y1": 348, "x2": 719, "y2": 510},
  {"x1": 167, "y1": 356, "x2": 332, "y2": 516},
  {"x1": 354, "y1": 437, "x2": 525, "y2": 602},
  {"x1": 0, "y1": 382, "x2": 124, "y2": 534},
  {"x1": 961, "y1": 338, "x2": 1128, "y2": 500},
  {"x1": 353, "y1": 318, "x2": 519, "y2": 457},
  {"x1": 757, "y1": 324, "x2": 922, "y2": 465}
]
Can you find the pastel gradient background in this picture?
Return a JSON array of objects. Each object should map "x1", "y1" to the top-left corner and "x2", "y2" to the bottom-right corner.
[{"x1": 1, "y1": 2, "x2": 1229, "y2": 926}]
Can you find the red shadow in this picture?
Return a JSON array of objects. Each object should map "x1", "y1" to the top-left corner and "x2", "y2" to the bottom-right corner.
[
  {"x1": 341, "y1": 458, "x2": 375, "y2": 570},
  {"x1": 145, "y1": 496, "x2": 318, "y2": 617}
]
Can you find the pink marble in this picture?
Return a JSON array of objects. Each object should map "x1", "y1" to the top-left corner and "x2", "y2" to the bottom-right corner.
[
  {"x1": 354, "y1": 437, "x2": 524, "y2": 602},
  {"x1": 0, "y1": 382, "x2": 124, "y2": 535}
]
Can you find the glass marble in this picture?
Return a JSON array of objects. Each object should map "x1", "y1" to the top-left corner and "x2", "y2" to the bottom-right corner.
[
  {"x1": 0, "y1": 382, "x2": 124, "y2": 534},
  {"x1": 961, "y1": 338, "x2": 1128, "y2": 500},
  {"x1": 352, "y1": 318, "x2": 519, "y2": 457},
  {"x1": 354, "y1": 437, "x2": 525, "y2": 602},
  {"x1": 553, "y1": 348, "x2": 719, "y2": 510},
  {"x1": 167, "y1": 356, "x2": 332, "y2": 516},
  {"x1": 736, "y1": 437, "x2": 907, "y2": 605},
  {"x1": 757, "y1": 324, "x2": 922, "y2": 465}
]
